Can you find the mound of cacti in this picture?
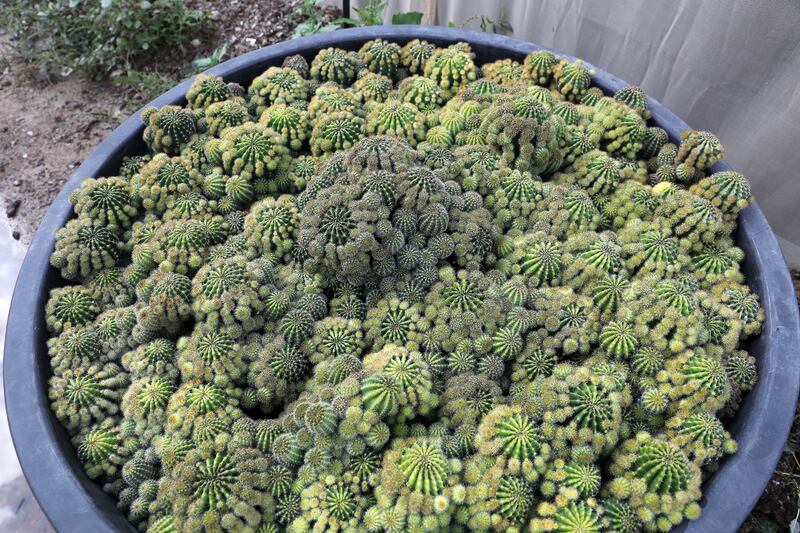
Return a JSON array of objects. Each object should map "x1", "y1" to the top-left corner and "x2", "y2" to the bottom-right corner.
[{"x1": 45, "y1": 40, "x2": 761, "y2": 533}]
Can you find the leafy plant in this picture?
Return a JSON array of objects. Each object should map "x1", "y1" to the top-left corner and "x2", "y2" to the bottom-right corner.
[
  {"x1": 188, "y1": 44, "x2": 229, "y2": 75},
  {"x1": 293, "y1": 0, "x2": 422, "y2": 36},
  {"x1": 449, "y1": 9, "x2": 514, "y2": 35},
  {"x1": 292, "y1": 0, "x2": 341, "y2": 38},
  {"x1": 1, "y1": 0, "x2": 207, "y2": 79},
  {"x1": 391, "y1": 11, "x2": 424, "y2": 25},
  {"x1": 334, "y1": 0, "x2": 389, "y2": 27},
  {"x1": 113, "y1": 69, "x2": 176, "y2": 105}
]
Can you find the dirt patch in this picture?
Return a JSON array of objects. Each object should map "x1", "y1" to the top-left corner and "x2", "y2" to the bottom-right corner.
[
  {"x1": 190, "y1": 0, "x2": 309, "y2": 60},
  {"x1": 0, "y1": 47, "x2": 125, "y2": 244},
  {"x1": 134, "y1": 0, "x2": 318, "y2": 79}
]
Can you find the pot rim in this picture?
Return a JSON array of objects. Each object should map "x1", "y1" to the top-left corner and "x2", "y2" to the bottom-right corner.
[{"x1": 4, "y1": 25, "x2": 799, "y2": 533}]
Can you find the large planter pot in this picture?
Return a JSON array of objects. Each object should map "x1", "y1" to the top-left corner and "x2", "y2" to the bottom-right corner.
[{"x1": 4, "y1": 26, "x2": 800, "y2": 532}]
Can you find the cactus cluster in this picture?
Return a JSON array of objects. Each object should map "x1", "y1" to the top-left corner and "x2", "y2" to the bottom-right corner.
[{"x1": 46, "y1": 39, "x2": 761, "y2": 533}]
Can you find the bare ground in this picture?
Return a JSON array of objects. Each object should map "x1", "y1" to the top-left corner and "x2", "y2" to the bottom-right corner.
[{"x1": 0, "y1": 51, "x2": 123, "y2": 244}]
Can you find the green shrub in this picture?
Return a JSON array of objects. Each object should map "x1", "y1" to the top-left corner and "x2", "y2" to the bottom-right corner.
[{"x1": 2, "y1": 0, "x2": 206, "y2": 78}]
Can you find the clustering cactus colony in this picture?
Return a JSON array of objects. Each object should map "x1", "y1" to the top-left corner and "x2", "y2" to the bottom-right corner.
[{"x1": 46, "y1": 40, "x2": 761, "y2": 532}]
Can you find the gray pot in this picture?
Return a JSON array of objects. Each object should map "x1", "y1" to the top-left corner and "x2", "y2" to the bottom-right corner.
[{"x1": 5, "y1": 26, "x2": 799, "y2": 532}]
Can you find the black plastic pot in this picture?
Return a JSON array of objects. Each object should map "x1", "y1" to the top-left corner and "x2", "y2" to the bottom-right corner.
[{"x1": 4, "y1": 26, "x2": 799, "y2": 532}]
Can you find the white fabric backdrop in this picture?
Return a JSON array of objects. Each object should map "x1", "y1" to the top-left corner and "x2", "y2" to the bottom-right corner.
[{"x1": 334, "y1": 0, "x2": 800, "y2": 267}]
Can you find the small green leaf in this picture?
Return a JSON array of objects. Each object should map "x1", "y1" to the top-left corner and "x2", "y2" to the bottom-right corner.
[
  {"x1": 447, "y1": 21, "x2": 456, "y2": 27},
  {"x1": 318, "y1": 23, "x2": 343, "y2": 33},
  {"x1": 331, "y1": 17, "x2": 363, "y2": 27},
  {"x1": 292, "y1": 20, "x2": 316, "y2": 38},
  {"x1": 391, "y1": 11, "x2": 423, "y2": 25},
  {"x1": 189, "y1": 43, "x2": 228, "y2": 73}
]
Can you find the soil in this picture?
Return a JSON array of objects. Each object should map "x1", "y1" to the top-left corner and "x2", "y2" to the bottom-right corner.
[
  {"x1": 190, "y1": 0, "x2": 312, "y2": 61},
  {"x1": 0, "y1": 51, "x2": 123, "y2": 244},
  {"x1": 0, "y1": 3, "x2": 798, "y2": 529}
]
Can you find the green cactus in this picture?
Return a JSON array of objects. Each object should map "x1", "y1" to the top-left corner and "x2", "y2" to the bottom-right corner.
[
  {"x1": 423, "y1": 45, "x2": 478, "y2": 97},
  {"x1": 186, "y1": 73, "x2": 231, "y2": 110},
  {"x1": 142, "y1": 105, "x2": 198, "y2": 154},
  {"x1": 205, "y1": 97, "x2": 249, "y2": 136},
  {"x1": 310, "y1": 47, "x2": 358, "y2": 86},
  {"x1": 354, "y1": 72, "x2": 393, "y2": 103},
  {"x1": 44, "y1": 39, "x2": 761, "y2": 533},
  {"x1": 248, "y1": 66, "x2": 310, "y2": 116},
  {"x1": 311, "y1": 111, "x2": 367, "y2": 156},
  {"x1": 366, "y1": 100, "x2": 426, "y2": 146},
  {"x1": 219, "y1": 122, "x2": 291, "y2": 179},
  {"x1": 51, "y1": 218, "x2": 122, "y2": 281},
  {"x1": 553, "y1": 59, "x2": 594, "y2": 102},
  {"x1": 523, "y1": 49, "x2": 558, "y2": 85},
  {"x1": 400, "y1": 39, "x2": 436, "y2": 74},
  {"x1": 359, "y1": 38, "x2": 402, "y2": 79}
]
